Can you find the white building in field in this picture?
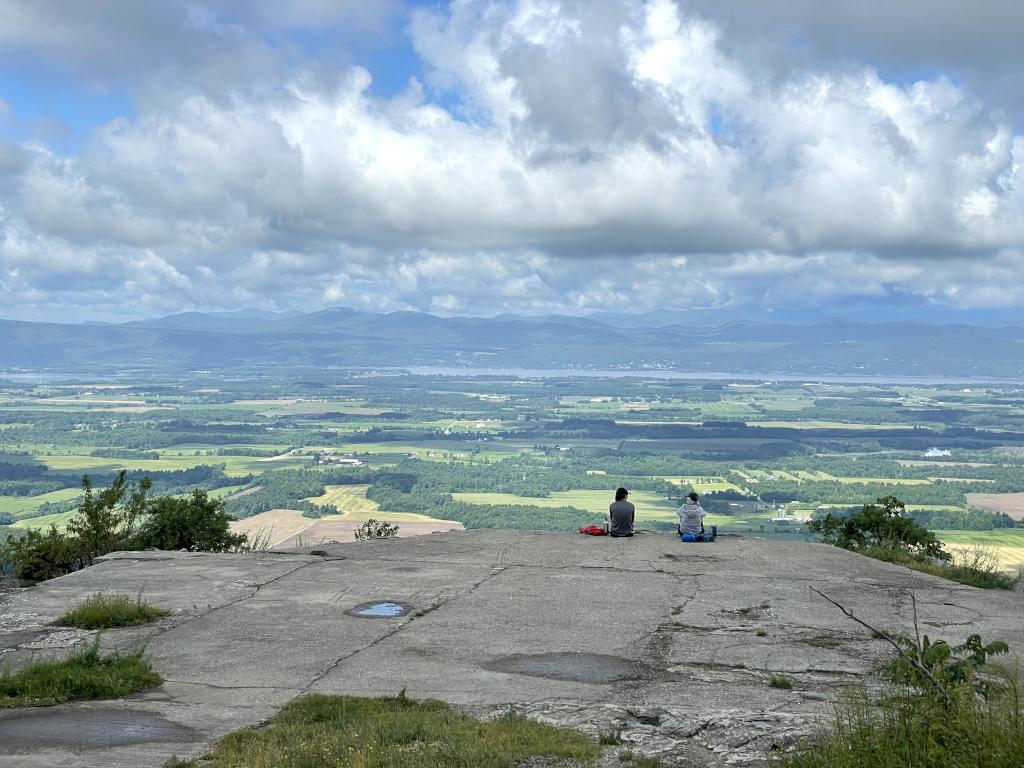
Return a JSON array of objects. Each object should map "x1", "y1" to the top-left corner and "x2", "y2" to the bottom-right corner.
[{"x1": 924, "y1": 447, "x2": 951, "y2": 458}]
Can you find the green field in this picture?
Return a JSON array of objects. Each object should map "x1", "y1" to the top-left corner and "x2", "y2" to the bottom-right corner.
[
  {"x1": 10, "y1": 509, "x2": 79, "y2": 531},
  {"x1": 306, "y1": 484, "x2": 452, "y2": 523},
  {"x1": 36, "y1": 452, "x2": 310, "y2": 477},
  {"x1": 937, "y1": 529, "x2": 1024, "y2": 572}
]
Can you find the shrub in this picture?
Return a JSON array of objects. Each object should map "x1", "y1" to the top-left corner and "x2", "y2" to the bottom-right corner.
[
  {"x1": 57, "y1": 593, "x2": 170, "y2": 630},
  {"x1": 353, "y1": 519, "x2": 400, "y2": 541},
  {"x1": 0, "y1": 475, "x2": 250, "y2": 583},
  {"x1": 0, "y1": 639, "x2": 161, "y2": 707},
  {"x1": 769, "y1": 674, "x2": 795, "y2": 690},
  {"x1": 0, "y1": 524, "x2": 82, "y2": 583},
  {"x1": 809, "y1": 496, "x2": 948, "y2": 560},
  {"x1": 130, "y1": 490, "x2": 246, "y2": 552}
]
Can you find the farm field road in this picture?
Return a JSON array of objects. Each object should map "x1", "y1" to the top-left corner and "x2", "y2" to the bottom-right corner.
[{"x1": 965, "y1": 492, "x2": 1024, "y2": 521}]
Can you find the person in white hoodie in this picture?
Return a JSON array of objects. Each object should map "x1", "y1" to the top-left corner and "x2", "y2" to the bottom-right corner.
[{"x1": 677, "y1": 492, "x2": 706, "y2": 536}]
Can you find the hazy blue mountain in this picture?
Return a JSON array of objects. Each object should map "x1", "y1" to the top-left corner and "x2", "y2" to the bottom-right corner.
[{"x1": 2, "y1": 309, "x2": 1024, "y2": 378}]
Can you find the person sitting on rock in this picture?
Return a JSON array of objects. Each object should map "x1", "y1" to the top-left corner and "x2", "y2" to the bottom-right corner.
[
  {"x1": 677, "y1": 492, "x2": 707, "y2": 537},
  {"x1": 608, "y1": 487, "x2": 635, "y2": 538}
]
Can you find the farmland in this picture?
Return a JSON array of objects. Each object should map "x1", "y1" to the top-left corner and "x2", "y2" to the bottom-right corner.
[{"x1": 2, "y1": 371, "x2": 1024, "y2": 568}]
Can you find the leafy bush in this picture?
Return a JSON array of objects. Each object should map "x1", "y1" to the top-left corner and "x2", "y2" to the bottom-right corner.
[
  {"x1": 0, "y1": 473, "x2": 250, "y2": 583},
  {"x1": 809, "y1": 496, "x2": 948, "y2": 560},
  {"x1": 0, "y1": 639, "x2": 161, "y2": 707},
  {"x1": 353, "y1": 519, "x2": 399, "y2": 541},
  {"x1": 57, "y1": 593, "x2": 170, "y2": 629},
  {"x1": 1, "y1": 523, "x2": 85, "y2": 583},
  {"x1": 130, "y1": 490, "x2": 246, "y2": 552}
]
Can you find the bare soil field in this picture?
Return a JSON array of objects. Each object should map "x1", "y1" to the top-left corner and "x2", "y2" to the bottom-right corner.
[
  {"x1": 271, "y1": 518, "x2": 464, "y2": 549},
  {"x1": 229, "y1": 509, "x2": 316, "y2": 548},
  {"x1": 965, "y1": 492, "x2": 1024, "y2": 520}
]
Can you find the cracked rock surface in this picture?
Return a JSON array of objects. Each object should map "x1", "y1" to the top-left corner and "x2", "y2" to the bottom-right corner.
[{"x1": 1, "y1": 530, "x2": 1022, "y2": 767}]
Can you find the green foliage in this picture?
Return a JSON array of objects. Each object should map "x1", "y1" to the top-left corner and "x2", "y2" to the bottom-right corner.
[
  {"x1": 165, "y1": 693, "x2": 600, "y2": 768},
  {"x1": 809, "y1": 496, "x2": 949, "y2": 560},
  {"x1": 57, "y1": 593, "x2": 170, "y2": 630},
  {"x1": 69, "y1": 471, "x2": 151, "y2": 567},
  {"x1": 130, "y1": 490, "x2": 246, "y2": 552},
  {"x1": 617, "y1": 753, "x2": 662, "y2": 768},
  {"x1": 599, "y1": 729, "x2": 623, "y2": 745},
  {"x1": 1, "y1": 523, "x2": 86, "y2": 583},
  {"x1": 888, "y1": 633, "x2": 1009, "y2": 696},
  {"x1": 778, "y1": 670, "x2": 1024, "y2": 768},
  {"x1": 0, "y1": 639, "x2": 161, "y2": 707},
  {"x1": 0, "y1": 474, "x2": 250, "y2": 583},
  {"x1": 863, "y1": 546, "x2": 1021, "y2": 590},
  {"x1": 353, "y1": 519, "x2": 400, "y2": 541},
  {"x1": 769, "y1": 674, "x2": 795, "y2": 690}
]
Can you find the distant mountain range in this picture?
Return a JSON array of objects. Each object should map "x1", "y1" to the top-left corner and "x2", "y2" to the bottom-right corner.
[{"x1": 2, "y1": 308, "x2": 1023, "y2": 378}]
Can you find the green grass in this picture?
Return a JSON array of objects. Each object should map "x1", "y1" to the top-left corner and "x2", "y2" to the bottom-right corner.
[
  {"x1": 10, "y1": 509, "x2": 79, "y2": 531},
  {"x1": 768, "y1": 674, "x2": 795, "y2": 690},
  {"x1": 862, "y1": 547, "x2": 1022, "y2": 590},
  {"x1": 937, "y1": 529, "x2": 1024, "y2": 572},
  {"x1": 166, "y1": 692, "x2": 600, "y2": 768},
  {"x1": 57, "y1": 593, "x2": 170, "y2": 630},
  {"x1": 0, "y1": 488, "x2": 82, "y2": 516},
  {"x1": 779, "y1": 675, "x2": 1024, "y2": 768},
  {"x1": 0, "y1": 640, "x2": 162, "y2": 707},
  {"x1": 453, "y1": 490, "x2": 680, "y2": 521}
]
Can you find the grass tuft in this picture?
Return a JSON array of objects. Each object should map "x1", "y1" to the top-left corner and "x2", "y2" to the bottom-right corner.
[
  {"x1": 618, "y1": 751, "x2": 662, "y2": 767},
  {"x1": 0, "y1": 638, "x2": 161, "y2": 707},
  {"x1": 769, "y1": 674, "x2": 795, "y2": 690},
  {"x1": 599, "y1": 728, "x2": 624, "y2": 745},
  {"x1": 166, "y1": 693, "x2": 601, "y2": 767},
  {"x1": 864, "y1": 546, "x2": 1022, "y2": 590},
  {"x1": 57, "y1": 592, "x2": 170, "y2": 630},
  {"x1": 778, "y1": 670, "x2": 1024, "y2": 768}
]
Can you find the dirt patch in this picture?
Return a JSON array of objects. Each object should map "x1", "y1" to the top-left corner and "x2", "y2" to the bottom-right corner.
[
  {"x1": 270, "y1": 518, "x2": 464, "y2": 548},
  {"x1": 229, "y1": 509, "x2": 316, "y2": 548},
  {"x1": 965, "y1": 492, "x2": 1024, "y2": 520}
]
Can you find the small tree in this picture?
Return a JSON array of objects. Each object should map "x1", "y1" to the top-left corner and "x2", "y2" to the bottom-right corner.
[
  {"x1": 68, "y1": 471, "x2": 151, "y2": 567},
  {"x1": 130, "y1": 490, "x2": 246, "y2": 552},
  {"x1": 809, "y1": 495, "x2": 949, "y2": 560}
]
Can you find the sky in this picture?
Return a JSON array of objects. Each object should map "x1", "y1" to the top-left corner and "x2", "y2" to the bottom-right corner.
[{"x1": 0, "y1": 0, "x2": 1023, "y2": 323}]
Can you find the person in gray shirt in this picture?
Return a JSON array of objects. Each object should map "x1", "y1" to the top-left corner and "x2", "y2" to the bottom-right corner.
[{"x1": 608, "y1": 487, "x2": 635, "y2": 537}]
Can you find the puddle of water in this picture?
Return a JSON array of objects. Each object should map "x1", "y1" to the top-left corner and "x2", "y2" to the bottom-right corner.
[
  {"x1": 485, "y1": 652, "x2": 637, "y2": 684},
  {"x1": 345, "y1": 601, "x2": 412, "y2": 618},
  {"x1": 0, "y1": 709, "x2": 194, "y2": 751}
]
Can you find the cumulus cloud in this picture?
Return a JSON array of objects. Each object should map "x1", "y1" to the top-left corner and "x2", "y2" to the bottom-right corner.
[{"x1": 0, "y1": 0, "x2": 1022, "y2": 321}]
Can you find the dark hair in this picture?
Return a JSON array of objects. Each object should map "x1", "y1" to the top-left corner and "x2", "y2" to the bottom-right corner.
[
  {"x1": 687, "y1": 492, "x2": 699, "y2": 502},
  {"x1": 615, "y1": 487, "x2": 629, "y2": 501}
]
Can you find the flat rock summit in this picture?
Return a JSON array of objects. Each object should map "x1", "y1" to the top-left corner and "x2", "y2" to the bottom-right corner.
[{"x1": 2, "y1": 530, "x2": 1023, "y2": 767}]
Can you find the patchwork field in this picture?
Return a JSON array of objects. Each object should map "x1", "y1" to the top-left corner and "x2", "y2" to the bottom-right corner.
[
  {"x1": 964, "y1": 492, "x2": 1024, "y2": 521},
  {"x1": 269, "y1": 517, "x2": 464, "y2": 549},
  {"x1": 937, "y1": 529, "x2": 1024, "y2": 572},
  {"x1": 454, "y1": 490, "x2": 682, "y2": 521},
  {"x1": 306, "y1": 485, "x2": 460, "y2": 525},
  {"x1": 229, "y1": 509, "x2": 317, "y2": 548},
  {"x1": 0, "y1": 488, "x2": 82, "y2": 516}
]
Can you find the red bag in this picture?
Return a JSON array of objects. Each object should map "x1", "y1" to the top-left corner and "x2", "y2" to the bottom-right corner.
[{"x1": 579, "y1": 525, "x2": 608, "y2": 536}]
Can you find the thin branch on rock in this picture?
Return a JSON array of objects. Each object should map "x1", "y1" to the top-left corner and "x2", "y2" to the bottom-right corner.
[{"x1": 809, "y1": 586, "x2": 952, "y2": 706}]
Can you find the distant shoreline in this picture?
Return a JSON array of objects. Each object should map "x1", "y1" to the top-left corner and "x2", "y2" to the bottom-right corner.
[{"x1": 2, "y1": 367, "x2": 1022, "y2": 387}]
